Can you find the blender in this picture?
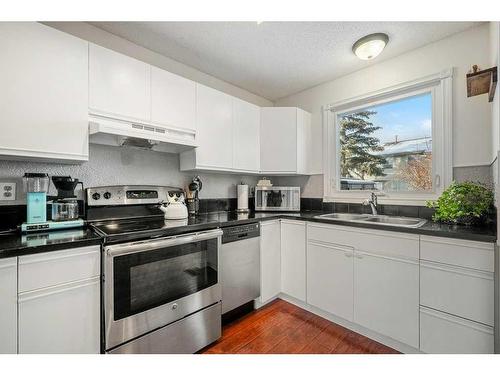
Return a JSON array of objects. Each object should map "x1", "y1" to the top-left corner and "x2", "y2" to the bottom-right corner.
[{"x1": 23, "y1": 173, "x2": 50, "y2": 225}]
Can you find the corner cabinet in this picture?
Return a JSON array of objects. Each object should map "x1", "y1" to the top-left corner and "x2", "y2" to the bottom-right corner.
[
  {"x1": 0, "y1": 22, "x2": 89, "y2": 163},
  {"x1": 0, "y1": 258, "x2": 17, "y2": 354},
  {"x1": 260, "y1": 107, "x2": 321, "y2": 175},
  {"x1": 17, "y1": 246, "x2": 101, "y2": 354}
]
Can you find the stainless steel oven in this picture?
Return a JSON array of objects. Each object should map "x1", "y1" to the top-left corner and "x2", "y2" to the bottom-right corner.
[{"x1": 104, "y1": 229, "x2": 223, "y2": 353}]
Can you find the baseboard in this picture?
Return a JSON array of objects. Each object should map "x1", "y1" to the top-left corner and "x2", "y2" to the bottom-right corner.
[{"x1": 256, "y1": 293, "x2": 422, "y2": 354}]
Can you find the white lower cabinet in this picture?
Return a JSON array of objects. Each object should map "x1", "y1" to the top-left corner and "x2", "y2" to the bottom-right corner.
[
  {"x1": 354, "y1": 251, "x2": 419, "y2": 348},
  {"x1": 420, "y1": 306, "x2": 494, "y2": 354},
  {"x1": 419, "y1": 237, "x2": 495, "y2": 353},
  {"x1": 280, "y1": 220, "x2": 306, "y2": 301},
  {"x1": 17, "y1": 246, "x2": 101, "y2": 354},
  {"x1": 18, "y1": 277, "x2": 100, "y2": 354},
  {"x1": 260, "y1": 220, "x2": 281, "y2": 303},
  {"x1": 262, "y1": 221, "x2": 494, "y2": 353},
  {"x1": 420, "y1": 260, "x2": 494, "y2": 326},
  {"x1": 307, "y1": 242, "x2": 353, "y2": 321},
  {"x1": 0, "y1": 258, "x2": 17, "y2": 354}
]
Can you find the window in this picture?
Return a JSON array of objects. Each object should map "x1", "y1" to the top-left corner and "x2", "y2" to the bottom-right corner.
[{"x1": 324, "y1": 70, "x2": 452, "y2": 205}]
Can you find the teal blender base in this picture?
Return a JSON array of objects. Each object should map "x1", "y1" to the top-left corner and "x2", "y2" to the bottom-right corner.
[{"x1": 21, "y1": 219, "x2": 85, "y2": 233}]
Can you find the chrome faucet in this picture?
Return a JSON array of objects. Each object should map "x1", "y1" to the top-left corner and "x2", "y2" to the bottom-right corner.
[{"x1": 363, "y1": 192, "x2": 378, "y2": 215}]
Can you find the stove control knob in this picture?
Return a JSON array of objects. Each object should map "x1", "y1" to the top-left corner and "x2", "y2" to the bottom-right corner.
[
  {"x1": 92, "y1": 192, "x2": 101, "y2": 200},
  {"x1": 103, "y1": 192, "x2": 112, "y2": 200}
]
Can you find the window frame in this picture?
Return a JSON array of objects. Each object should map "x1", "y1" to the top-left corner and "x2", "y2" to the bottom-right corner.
[{"x1": 322, "y1": 69, "x2": 453, "y2": 206}]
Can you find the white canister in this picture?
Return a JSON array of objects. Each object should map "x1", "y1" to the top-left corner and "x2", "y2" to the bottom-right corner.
[{"x1": 237, "y1": 184, "x2": 249, "y2": 212}]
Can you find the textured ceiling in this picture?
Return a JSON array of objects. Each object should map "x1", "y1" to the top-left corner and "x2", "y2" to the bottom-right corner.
[{"x1": 90, "y1": 22, "x2": 481, "y2": 101}]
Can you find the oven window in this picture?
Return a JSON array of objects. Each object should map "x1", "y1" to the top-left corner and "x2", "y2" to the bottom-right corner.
[{"x1": 113, "y1": 238, "x2": 218, "y2": 320}]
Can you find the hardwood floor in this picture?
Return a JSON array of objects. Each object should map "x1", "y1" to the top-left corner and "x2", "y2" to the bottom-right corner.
[{"x1": 200, "y1": 299, "x2": 400, "y2": 354}]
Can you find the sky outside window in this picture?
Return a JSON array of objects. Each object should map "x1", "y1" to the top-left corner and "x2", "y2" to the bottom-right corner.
[{"x1": 367, "y1": 93, "x2": 432, "y2": 143}]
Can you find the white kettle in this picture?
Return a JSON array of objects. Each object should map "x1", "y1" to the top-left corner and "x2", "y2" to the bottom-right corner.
[{"x1": 159, "y1": 189, "x2": 188, "y2": 220}]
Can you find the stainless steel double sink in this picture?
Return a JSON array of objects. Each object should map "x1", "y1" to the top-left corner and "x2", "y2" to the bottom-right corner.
[{"x1": 314, "y1": 212, "x2": 427, "y2": 228}]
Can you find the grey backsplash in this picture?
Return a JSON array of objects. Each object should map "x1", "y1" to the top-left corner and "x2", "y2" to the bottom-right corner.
[
  {"x1": 0, "y1": 143, "x2": 495, "y2": 208},
  {"x1": 0, "y1": 144, "x2": 260, "y2": 204}
]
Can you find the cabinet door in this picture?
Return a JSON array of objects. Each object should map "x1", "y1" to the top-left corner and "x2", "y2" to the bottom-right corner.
[
  {"x1": 307, "y1": 242, "x2": 353, "y2": 321},
  {"x1": 151, "y1": 66, "x2": 196, "y2": 131},
  {"x1": 260, "y1": 220, "x2": 281, "y2": 303},
  {"x1": 0, "y1": 258, "x2": 17, "y2": 354},
  {"x1": 233, "y1": 98, "x2": 260, "y2": 172},
  {"x1": 18, "y1": 277, "x2": 100, "y2": 354},
  {"x1": 195, "y1": 84, "x2": 233, "y2": 169},
  {"x1": 0, "y1": 22, "x2": 88, "y2": 162},
  {"x1": 260, "y1": 107, "x2": 297, "y2": 173},
  {"x1": 280, "y1": 220, "x2": 306, "y2": 301},
  {"x1": 354, "y1": 251, "x2": 419, "y2": 348},
  {"x1": 89, "y1": 43, "x2": 150, "y2": 121},
  {"x1": 296, "y1": 109, "x2": 311, "y2": 175}
]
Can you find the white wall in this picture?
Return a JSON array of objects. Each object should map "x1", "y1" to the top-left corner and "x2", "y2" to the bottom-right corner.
[
  {"x1": 43, "y1": 22, "x2": 273, "y2": 108},
  {"x1": 275, "y1": 24, "x2": 493, "y2": 197}
]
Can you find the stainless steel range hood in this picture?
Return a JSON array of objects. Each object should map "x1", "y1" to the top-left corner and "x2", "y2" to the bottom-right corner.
[{"x1": 89, "y1": 114, "x2": 197, "y2": 153}]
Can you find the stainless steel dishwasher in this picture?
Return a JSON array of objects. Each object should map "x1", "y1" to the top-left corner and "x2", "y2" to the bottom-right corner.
[{"x1": 221, "y1": 222, "x2": 261, "y2": 314}]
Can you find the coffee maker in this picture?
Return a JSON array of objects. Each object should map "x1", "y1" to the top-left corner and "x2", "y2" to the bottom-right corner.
[
  {"x1": 50, "y1": 176, "x2": 84, "y2": 222},
  {"x1": 21, "y1": 174, "x2": 84, "y2": 233}
]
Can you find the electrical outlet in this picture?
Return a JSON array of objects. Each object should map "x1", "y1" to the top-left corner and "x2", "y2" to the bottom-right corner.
[{"x1": 0, "y1": 182, "x2": 16, "y2": 201}]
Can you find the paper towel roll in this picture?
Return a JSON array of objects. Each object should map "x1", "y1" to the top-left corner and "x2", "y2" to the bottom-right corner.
[{"x1": 237, "y1": 184, "x2": 249, "y2": 212}]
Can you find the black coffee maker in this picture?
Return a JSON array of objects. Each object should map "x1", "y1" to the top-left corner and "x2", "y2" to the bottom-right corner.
[{"x1": 50, "y1": 176, "x2": 84, "y2": 221}]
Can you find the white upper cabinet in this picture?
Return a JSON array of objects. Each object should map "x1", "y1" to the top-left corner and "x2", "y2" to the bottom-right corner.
[
  {"x1": 89, "y1": 43, "x2": 151, "y2": 122},
  {"x1": 151, "y1": 66, "x2": 196, "y2": 132},
  {"x1": 232, "y1": 98, "x2": 261, "y2": 172},
  {"x1": 180, "y1": 84, "x2": 233, "y2": 171},
  {"x1": 260, "y1": 107, "x2": 320, "y2": 175},
  {"x1": 0, "y1": 258, "x2": 17, "y2": 354},
  {"x1": 260, "y1": 107, "x2": 298, "y2": 173},
  {"x1": 0, "y1": 22, "x2": 89, "y2": 162}
]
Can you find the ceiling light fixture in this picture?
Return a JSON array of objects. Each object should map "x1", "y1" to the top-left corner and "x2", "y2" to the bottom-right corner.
[{"x1": 352, "y1": 33, "x2": 389, "y2": 60}]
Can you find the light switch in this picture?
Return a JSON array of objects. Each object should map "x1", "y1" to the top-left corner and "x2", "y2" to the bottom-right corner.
[{"x1": 0, "y1": 182, "x2": 16, "y2": 201}]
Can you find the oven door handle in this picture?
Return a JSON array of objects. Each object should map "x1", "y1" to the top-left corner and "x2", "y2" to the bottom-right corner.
[{"x1": 105, "y1": 229, "x2": 223, "y2": 257}]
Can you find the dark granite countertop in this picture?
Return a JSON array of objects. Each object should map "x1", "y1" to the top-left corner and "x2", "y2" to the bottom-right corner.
[
  {"x1": 0, "y1": 227, "x2": 102, "y2": 259},
  {"x1": 1, "y1": 210, "x2": 495, "y2": 259}
]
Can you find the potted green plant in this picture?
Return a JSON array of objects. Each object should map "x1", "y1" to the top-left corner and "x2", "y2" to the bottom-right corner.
[{"x1": 426, "y1": 181, "x2": 494, "y2": 225}]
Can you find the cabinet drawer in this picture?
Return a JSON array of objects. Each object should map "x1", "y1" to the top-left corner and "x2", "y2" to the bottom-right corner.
[
  {"x1": 307, "y1": 223, "x2": 419, "y2": 261},
  {"x1": 420, "y1": 236, "x2": 494, "y2": 272},
  {"x1": 420, "y1": 260, "x2": 494, "y2": 325},
  {"x1": 19, "y1": 246, "x2": 100, "y2": 292},
  {"x1": 420, "y1": 307, "x2": 494, "y2": 353}
]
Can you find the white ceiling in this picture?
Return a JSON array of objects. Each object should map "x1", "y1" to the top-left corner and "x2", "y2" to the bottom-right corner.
[{"x1": 90, "y1": 22, "x2": 481, "y2": 101}]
